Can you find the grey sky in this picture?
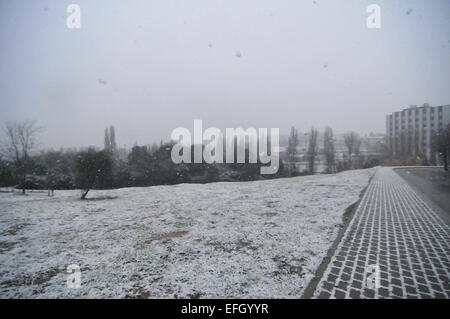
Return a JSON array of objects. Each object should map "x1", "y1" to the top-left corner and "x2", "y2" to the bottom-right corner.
[{"x1": 0, "y1": 0, "x2": 449, "y2": 149}]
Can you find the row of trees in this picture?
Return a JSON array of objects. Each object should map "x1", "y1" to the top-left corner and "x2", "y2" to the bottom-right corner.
[
  {"x1": 0, "y1": 121, "x2": 285, "y2": 199},
  {"x1": 285, "y1": 126, "x2": 365, "y2": 175},
  {"x1": 388, "y1": 129, "x2": 436, "y2": 165},
  {"x1": 387, "y1": 124, "x2": 450, "y2": 169},
  {"x1": 3, "y1": 121, "x2": 447, "y2": 199},
  {"x1": 0, "y1": 121, "x2": 44, "y2": 194}
]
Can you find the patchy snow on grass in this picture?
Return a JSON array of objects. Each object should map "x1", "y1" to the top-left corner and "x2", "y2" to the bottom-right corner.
[{"x1": 0, "y1": 168, "x2": 375, "y2": 298}]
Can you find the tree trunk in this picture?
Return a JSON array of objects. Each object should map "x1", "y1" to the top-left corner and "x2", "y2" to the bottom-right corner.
[
  {"x1": 21, "y1": 171, "x2": 26, "y2": 194},
  {"x1": 348, "y1": 151, "x2": 352, "y2": 169},
  {"x1": 81, "y1": 189, "x2": 90, "y2": 199}
]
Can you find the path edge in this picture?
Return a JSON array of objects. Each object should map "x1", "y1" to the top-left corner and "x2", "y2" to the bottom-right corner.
[{"x1": 301, "y1": 169, "x2": 376, "y2": 299}]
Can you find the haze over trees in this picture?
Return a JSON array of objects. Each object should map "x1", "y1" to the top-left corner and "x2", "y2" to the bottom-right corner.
[
  {"x1": 344, "y1": 132, "x2": 361, "y2": 169},
  {"x1": 104, "y1": 125, "x2": 117, "y2": 154},
  {"x1": 307, "y1": 127, "x2": 318, "y2": 173},
  {"x1": 323, "y1": 126, "x2": 336, "y2": 173},
  {"x1": 286, "y1": 126, "x2": 299, "y2": 174},
  {"x1": 0, "y1": 119, "x2": 394, "y2": 196}
]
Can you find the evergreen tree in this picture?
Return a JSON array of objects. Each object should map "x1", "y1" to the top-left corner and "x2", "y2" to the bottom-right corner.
[
  {"x1": 74, "y1": 148, "x2": 113, "y2": 199},
  {"x1": 104, "y1": 127, "x2": 111, "y2": 152},
  {"x1": 307, "y1": 127, "x2": 318, "y2": 173},
  {"x1": 286, "y1": 126, "x2": 299, "y2": 174},
  {"x1": 109, "y1": 125, "x2": 117, "y2": 154},
  {"x1": 323, "y1": 126, "x2": 335, "y2": 173}
]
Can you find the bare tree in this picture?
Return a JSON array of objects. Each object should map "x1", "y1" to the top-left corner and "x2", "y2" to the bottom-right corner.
[
  {"x1": 307, "y1": 127, "x2": 318, "y2": 173},
  {"x1": 1, "y1": 121, "x2": 43, "y2": 193},
  {"x1": 323, "y1": 126, "x2": 335, "y2": 173},
  {"x1": 344, "y1": 132, "x2": 361, "y2": 169},
  {"x1": 286, "y1": 126, "x2": 299, "y2": 174}
]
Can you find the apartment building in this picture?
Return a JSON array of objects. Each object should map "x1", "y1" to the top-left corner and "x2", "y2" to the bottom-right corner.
[{"x1": 386, "y1": 104, "x2": 450, "y2": 160}]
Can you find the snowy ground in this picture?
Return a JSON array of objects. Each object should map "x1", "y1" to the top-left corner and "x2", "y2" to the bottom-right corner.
[{"x1": 0, "y1": 169, "x2": 375, "y2": 298}]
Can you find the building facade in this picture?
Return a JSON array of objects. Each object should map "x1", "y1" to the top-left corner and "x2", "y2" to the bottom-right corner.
[{"x1": 386, "y1": 104, "x2": 450, "y2": 160}]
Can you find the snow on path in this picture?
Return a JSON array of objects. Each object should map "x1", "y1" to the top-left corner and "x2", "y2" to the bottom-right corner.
[{"x1": 0, "y1": 169, "x2": 375, "y2": 298}]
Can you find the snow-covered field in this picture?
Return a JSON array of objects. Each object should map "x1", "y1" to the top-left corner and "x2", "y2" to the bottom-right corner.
[{"x1": 0, "y1": 168, "x2": 375, "y2": 298}]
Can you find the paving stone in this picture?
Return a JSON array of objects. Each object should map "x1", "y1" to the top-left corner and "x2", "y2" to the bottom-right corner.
[
  {"x1": 391, "y1": 286, "x2": 403, "y2": 298},
  {"x1": 334, "y1": 290, "x2": 346, "y2": 299},
  {"x1": 349, "y1": 289, "x2": 361, "y2": 299},
  {"x1": 313, "y1": 168, "x2": 450, "y2": 299}
]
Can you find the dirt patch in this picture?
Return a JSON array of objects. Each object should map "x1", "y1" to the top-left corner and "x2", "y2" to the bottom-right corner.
[
  {"x1": 125, "y1": 286, "x2": 152, "y2": 299},
  {"x1": 0, "y1": 241, "x2": 16, "y2": 253},
  {"x1": 145, "y1": 231, "x2": 189, "y2": 243},
  {"x1": 206, "y1": 239, "x2": 257, "y2": 253},
  {"x1": 187, "y1": 291, "x2": 205, "y2": 299},
  {"x1": 264, "y1": 221, "x2": 278, "y2": 228},
  {"x1": 82, "y1": 196, "x2": 118, "y2": 201},
  {"x1": 1, "y1": 267, "x2": 61, "y2": 288},
  {"x1": 1, "y1": 223, "x2": 30, "y2": 236},
  {"x1": 261, "y1": 212, "x2": 278, "y2": 217},
  {"x1": 272, "y1": 256, "x2": 305, "y2": 276},
  {"x1": 265, "y1": 201, "x2": 278, "y2": 208}
]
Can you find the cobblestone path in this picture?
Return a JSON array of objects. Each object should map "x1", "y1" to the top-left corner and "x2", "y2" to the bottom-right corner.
[{"x1": 313, "y1": 167, "x2": 450, "y2": 299}]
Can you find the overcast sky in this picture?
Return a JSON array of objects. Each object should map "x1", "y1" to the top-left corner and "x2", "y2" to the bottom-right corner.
[{"x1": 0, "y1": 0, "x2": 449, "y2": 149}]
